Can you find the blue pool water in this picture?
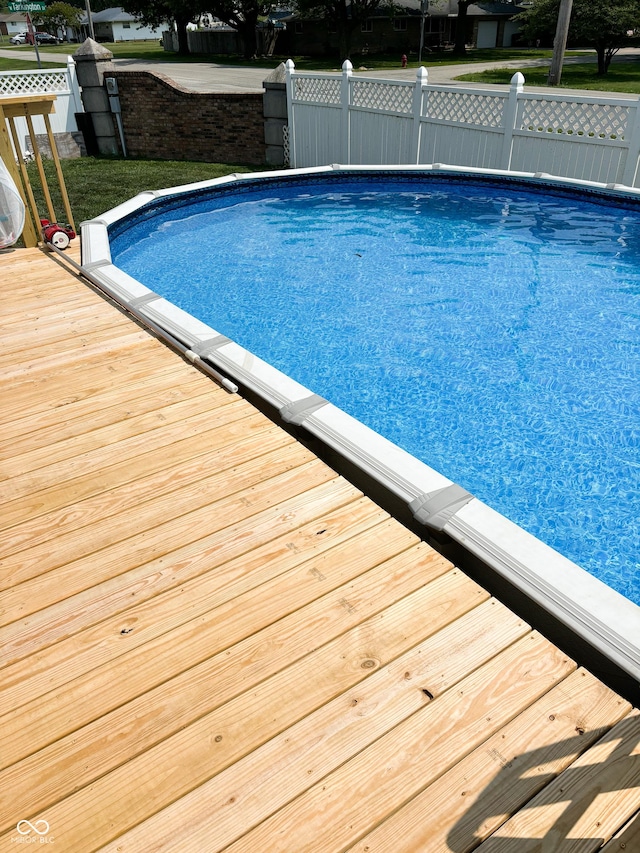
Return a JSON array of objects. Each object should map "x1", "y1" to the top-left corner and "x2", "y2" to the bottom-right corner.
[{"x1": 110, "y1": 174, "x2": 640, "y2": 603}]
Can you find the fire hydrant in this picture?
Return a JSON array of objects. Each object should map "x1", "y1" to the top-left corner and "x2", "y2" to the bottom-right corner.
[{"x1": 401, "y1": 54, "x2": 408, "y2": 68}]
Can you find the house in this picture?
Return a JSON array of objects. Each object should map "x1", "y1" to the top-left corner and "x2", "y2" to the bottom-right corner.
[
  {"x1": 281, "y1": 1, "x2": 523, "y2": 57},
  {"x1": 0, "y1": 12, "x2": 28, "y2": 40},
  {"x1": 1, "y1": 11, "x2": 78, "y2": 43},
  {"x1": 81, "y1": 7, "x2": 164, "y2": 43},
  {"x1": 453, "y1": 1, "x2": 524, "y2": 48}
]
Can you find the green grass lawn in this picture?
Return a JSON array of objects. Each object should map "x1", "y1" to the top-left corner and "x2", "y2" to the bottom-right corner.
[
  {"x1": 0, "y1": 55, "x2": 64, "y2": 71},
  {"x1": 28, "y1": 157, "x2": 257, "y2": 226},
  {"x1": 457, "y1": 59, "x2": 640, "y2": 94}
]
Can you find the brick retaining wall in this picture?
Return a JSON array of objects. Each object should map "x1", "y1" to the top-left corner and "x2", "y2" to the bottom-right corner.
[{"x1": 112, "y1": 70, "x2": 266, "y2": 164}]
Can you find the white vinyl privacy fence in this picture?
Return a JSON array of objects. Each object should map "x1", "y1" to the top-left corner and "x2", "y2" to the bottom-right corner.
[
  {"x1": 0, "y1": 58, "x2": 83, "y2": 156},
  {"x1": 285, "y1": 59, "x2": 640, "y2": 189}
]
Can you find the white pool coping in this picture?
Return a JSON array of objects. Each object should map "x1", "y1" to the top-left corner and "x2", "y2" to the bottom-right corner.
[{"x1": 80, "y1": 163, "x2": 640, "y2": 688}]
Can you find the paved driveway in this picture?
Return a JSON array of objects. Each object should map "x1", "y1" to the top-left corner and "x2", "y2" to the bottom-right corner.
[
  {"x1": 1, "y1": 46, "x2": 638, "y2": 97},
  {"x1": 107, "y1": 49, "x2": 640, "y2": 99},
  {"x1": 106, "y1": 53, "x2": 609, "y2": 94},
  {"x1": 110, "y1": 57, "x2": 273, "y2": 92}
]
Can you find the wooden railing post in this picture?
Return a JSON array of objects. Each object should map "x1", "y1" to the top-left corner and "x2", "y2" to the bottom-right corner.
[
  {"x1": 0, "y1": 102, "x2": 38, "y2": 247},
  {"x1": 44, "y1": 113, "x2": 74, "y2": 230},
  {"x1": 1, "y1": 94, "x2": 75, "y2": 247},
  {"x1": 25, "y1": 113, "x2": 57, "y2": 223}
]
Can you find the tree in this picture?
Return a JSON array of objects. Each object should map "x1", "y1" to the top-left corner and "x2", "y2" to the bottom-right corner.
[
  {"x1": 121, "y1": 0, "x2": 207, "y2": 55},
  {"x1": 122, "y1": 0, "x2": 269, "y2": 58},
  {"x1": 517, "y1": 0, "x2": 640, "y2": 75},
  {"x1": 206, "y1": 0, "x2": 273, "y2": 58},
  {"x1": 34, "y1": 2, "x2": 83, "y2": 38},
  {"x1": 453, "y1": 0, "x2": 472, "y2": 56},
  {"x1": 293, "y1": 0, "x2": 394, "y2": 61}
]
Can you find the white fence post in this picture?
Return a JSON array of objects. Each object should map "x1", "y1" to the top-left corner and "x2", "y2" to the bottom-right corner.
[
  {"x1": 621, "y1": 97, "x2": 640, "y2": 187},
  {"x1": 285, "y1": 58, "x2": 296, "y2": 168},
  {"x1": 500, "y1": 72, "x2": 524, "y2": 171},
  {"x1": 67, "y1": 56, "x2": 83, "y2": 116},
  {"x1": 412, "y1": 66, "x2": 427, "y2": 164},
  {"x1": 341, "y1": 59, "x2": 352, "y2": 164}
]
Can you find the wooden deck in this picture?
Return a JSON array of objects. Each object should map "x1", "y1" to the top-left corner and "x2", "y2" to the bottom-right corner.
[{"x1": 1, "y1": 245, "x2": 639, "y2": 852}]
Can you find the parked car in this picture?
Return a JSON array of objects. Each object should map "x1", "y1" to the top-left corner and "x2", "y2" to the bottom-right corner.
[
  {"x1": 35, "y1": 33, "x2": 60, "y2": 44},
  {"x1": 9, "y1": 33, "x2": 28, "y2": 44}
]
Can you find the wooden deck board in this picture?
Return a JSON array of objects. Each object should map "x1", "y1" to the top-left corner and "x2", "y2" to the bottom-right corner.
[
  {"x1": 0, "y1": 415, "x2": 286, "y2": 567},
  {"x1": 0, "y1": 461, "x2": 343, "y2": 628},
  {"x1": 347, "y1": 669, "x2": 631, "y2": 852},
  {"x1": 0, "y1": 442, "x2": 341, "y2": 673},
  {"x1": 0, "y1": 387, "x2": 245, "y2": 480},
  {"x1": 0, "y1": 305, "x2": 129, "y2": 356},
  {"x1": 0, "y1": 339, "x2": 172, "y2": 424},
  {"x1": 601, "y1": 810, "x2": 640, "y2": 851},
  {"x1": 0, "y1": 365, "x2": 204, "y2": 452},
  {"x1": 0, "y1": 400, "x2": 254, "y2": 530},
  {"x1": 473, "y1": 711, "x2": 640, "y2": 851},
  {"x1": 1, "y1": 513, "x2": 416, "y2": 718},
  {"x1": 89, "y1": 596, "x2": 525, "y2": 853},
  {"x1": 1, "y1": 247, "x2": 637, "y2": 852},
  {"x1": 214, "y1": 634, "x2": 575, "y2": 853},
  {"x1": 1, "y1": 397, "x2": 248, "y2": 502}
]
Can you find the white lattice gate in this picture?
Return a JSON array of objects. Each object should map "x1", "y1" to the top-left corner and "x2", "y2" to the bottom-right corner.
[
  {"x1": 285, "y1": 60, "x2": 640, "y2": 189},
  {"x1": 0, "y1": 59, "x2": 83, "y2": 156}
]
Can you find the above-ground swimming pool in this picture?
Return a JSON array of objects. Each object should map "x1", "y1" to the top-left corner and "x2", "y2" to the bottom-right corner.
[{"x1": 81, "y1": 165, "x2": 640, "y2": 686}]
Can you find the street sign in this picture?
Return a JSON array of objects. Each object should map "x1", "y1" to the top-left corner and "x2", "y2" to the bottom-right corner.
[{"x1": 7, "y1": 2, "x2": 46, "y2": 12}]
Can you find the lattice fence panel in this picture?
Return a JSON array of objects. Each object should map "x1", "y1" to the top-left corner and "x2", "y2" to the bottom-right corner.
[
  {"x1": 0, "y1": 70, "x2": 69, "y2": 96},
  {"x1": 520, "y1": 99, "x2": 630, "y2": 139},
  {"x1": 293, "y1": 76, "x2": 341, "y2": 105},
  {"x1": 425, "y1": 90, "x2": 505, "y2": 128},
  {"x1": 282, "y1": 124, "x2": 290, "y2": 166},
  {"x1": 351, "y1": 80, "x2": 413, "y2": 114}
]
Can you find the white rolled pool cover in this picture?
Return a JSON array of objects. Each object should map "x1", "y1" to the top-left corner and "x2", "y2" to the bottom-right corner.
[
  {"x1": 0, "y1": 157, "x2": 25, "y2": 249},
  {"x1": 80, "y1": 163, "x2": 640, "y2": 699}
]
